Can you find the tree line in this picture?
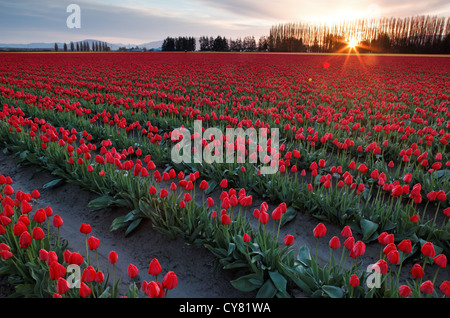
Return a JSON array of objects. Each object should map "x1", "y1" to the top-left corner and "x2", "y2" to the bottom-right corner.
[
  {"x1": 52, "y1": 15, "x2": 449, "y2": 54},
  {"x1": 269, "y1": 15, "x2": 450, "y2": 53},
  {"x1": 54, "y1": 41, "x2": 110, "y2": 52},
  {"x1": 161, "y1": 36, "x2": 196, "y2": 51},
  {"x1": 160, "y1": 15, "x2": 449, "y2": 54},
  {"x1": 161, "y1": 35, "x2": 266, "y2": 52}
]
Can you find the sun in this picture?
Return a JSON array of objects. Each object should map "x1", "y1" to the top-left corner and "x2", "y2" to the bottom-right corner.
[{"x1": 348, "y1": 38, "x2": 358, "y2": 49}]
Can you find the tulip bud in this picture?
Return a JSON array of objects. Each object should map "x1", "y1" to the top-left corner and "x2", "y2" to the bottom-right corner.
[
  {"x1": 148, "y1": 258, "x2": 162, "y2": 276},
  {"x1": 162, "y1": 271, "x2": 178, "y2": 290},
  {"x1": 349, "y1": 274, "x2": 360, "y2": 287},
  {"x1": 313, "y1": 223, "x2": 327, "y2": 238},
  {"x1": 127, "y1": 264, "x2": 139, "y2": 278}
]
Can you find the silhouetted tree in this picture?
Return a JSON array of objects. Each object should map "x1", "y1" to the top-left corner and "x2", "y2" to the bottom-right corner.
[
  {"x1": 199, "y1": 36, "x2": 214, "y2": 51},
  {"x1": 243, "y1": 36, "x2": 257, "y2": 51},
  {"x1": 162, "y1": 37, "x2": 176, "y2": 51},
  {"x1": 258, "y1": 36, "x2": 269, "y2": 51},
  {"x1": 213, "y1": 36, "x2": 228, "y2": 51}
]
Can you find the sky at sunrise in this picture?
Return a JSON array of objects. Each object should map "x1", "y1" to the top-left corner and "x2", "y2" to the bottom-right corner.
[{"x1": 0, "y1": 0, "x2": 449, "y2": 45}]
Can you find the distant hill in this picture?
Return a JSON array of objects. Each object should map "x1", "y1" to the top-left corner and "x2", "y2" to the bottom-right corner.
[
  {"x1": 0, "y1": 39, "x2": 163, "y2": 51},
  {"x1": 108, "y1": 40, "x2": 163, "y2": 51}
]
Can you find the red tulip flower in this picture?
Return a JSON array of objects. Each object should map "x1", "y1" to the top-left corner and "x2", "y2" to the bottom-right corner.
[
  {"x1": 411, "y1": 264, "x2": 424, "y2": 278},
  {"x1": 21, "y1": 200, "x2": 33, "y2": 214},
  {"x1": 349, "y1": 274, "x2": 360, "y2": 288},
  {"x1": 421, "y1": 242, "x2": 435, "y2": 258},
  {"x1": 206, "y1": 197, "x2": 214, "y2": 208},
  {"x1": 344, "y1": 236, "x2": 355, "y2": 251},
  {"x1": 162, "y1": 271, "x2": 178, "y2": 290},
  {"x1": 82, "y1": 266, "x2": 97, "y2": 282},
  {"x1": 108, "y1": 251, "x2": 118, "y2": 264},
  {"x1": 350, "y1": 241, "x2": 366, "y2": 259},
  {"x1": 49, "y1": 262, "x2": 67, "y2": 280},
  {"x1": 398, "y1": 239, "x2": 412, "y2": 254},
  {"x1": 56, "y1": 277, "x2": 70, "y2": 295},
  {"x1": 284, "y1": 234, "x2": 295, "y2": 246},
  {"x1": 4, "y1": 185, "x2": 13, "y2": 195},
  {"x1": 272, "y1": 207, "x2": 283, "y2": 221},
  {"x1": 420, "y1": 280, "x2": 434, "y2": 294},
  {"x1": 13, "y1": 222, "x2": 28, "y2": 236},
  {"x1": 33, "y1": 208, "x2": 47, "y2": 223},
  {"x1": 313, "y1": 223, "x2": 327, "y2": 238},
  {"x1": 19, "y1": 231, "x2": 31, "y2": 248},
  {"x1": 52, "y1": 215, "x2": 63, "y2": 228},
  {"x1": 149, "y1": 258, "x2": 162, "y2": 277},
  {"x1": 160, "y1": 188, "x2": 169, "y2": 198},
  {"x1": 372, "y1": 259, "x2": 388, "y2": 274},
  {"x1": 329, "y1": 236, "x2": 341, "y2": 249},
  {"x1": 440, "y1": 281, "x2": 450, "y2": 297},
  {"x1": 219, "y1": 179, "x2": 228, "y2": 188},
  {"x1": 69, "y1": 252, "x2": 84, "y2": 266},
  {"x1": 146, "y1": 281, "x2": 161, "y2": 298},
  {"x1": 32, "y1": 227, "x2": 45, "y2": 240},
  {"x1": 341, "y1": 226, "x2": 352, "y2": 238},
  {"x1": 387, "y1": 250, "x2": 400, "y2": 265},
  {"x1": 357, "y1": 163, "x2": 368, "y2": 173},
  {"x1": 0, "y1": 250, "x2": 13, "y2": 260},
  {"x1": 436, "y1": 190, "x2": 447, "y2": 201},
  {"x1": 79, "y1": 282, "x2": 92, "y2": 298},
  {"x1": 149, "y1": 186, "x2": 157, "y2": 195},
  {"x1": 258, "y1": 211, "x2": 269, "y2": 224},
  {"x1": 79, "y1": 223, "x2": 91, "y2": 235},
  {"x1": 47, "y1": 251, "x2": 58, "y2": 265},
  {"x1": 221, "y1": 213, "x2": 231, "y2": 225},
  {"x1": 127, "y1": 264, "x2": 139, "y2": 278},
  {"x1": 398, "y1": 285, "x2": 411, "y2": 297},
  {"x1": 95, "y1": 271, "x2": 105, "y2": 283},
  {"x1": 433, "y1": 254, "x2": 447, "y2": 268},
  {"x1": 382, "y1": 243, "x2": 397, "y2": 256},
  {"x1": 199, "y1": 180, "x2": 209, "y2": 190},
  {"x1": 87, "y1": 236, "x2": 101, "y2": 250}
]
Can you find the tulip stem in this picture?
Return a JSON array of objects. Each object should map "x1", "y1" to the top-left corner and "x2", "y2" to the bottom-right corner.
[
  {"x1": 315, "y1": 238, "x2": 319, "y2": 263},
  {"x1": 112, "y1": 263, "x2": 116, "y2": 298},
  {"x1": 329, "y1": 248, "x2": 335, "y2": 268},
  {"x1": 432, "y1": 267, "x2": 439, "y2": 286},
  {"x1": 85, "y1": 234, "x2": 90, "y2": 266},
  {"x1": 338, "y1": 247, "x2": 347, "y2": 273},
  {"x1": 431, "y1": 202, "x2": 441, "y2": 228},
  {"x1": 395, "y1": 253, "x2": 405, "y2": 286}
]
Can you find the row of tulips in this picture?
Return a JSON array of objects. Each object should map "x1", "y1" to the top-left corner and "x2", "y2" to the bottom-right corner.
[
  {"x1": 0, "y1": 106, "x2": 448, "y2": 298},
  {"x1": 310, "y1": 222, "x2": 449, "y2": 298},
  {"x1": 1, "y1": 86, "x2": 448, "y2": 256},
  {"x1": 0, "y1": 176, "x2": 178, "y2": 298}
]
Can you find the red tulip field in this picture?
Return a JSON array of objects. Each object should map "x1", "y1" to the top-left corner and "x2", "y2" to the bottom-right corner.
[{"x1": 0, "y1": 51, "x2": 448, "y2": 299}]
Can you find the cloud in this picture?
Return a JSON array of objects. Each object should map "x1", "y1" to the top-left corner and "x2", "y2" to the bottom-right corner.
[
  {"x1": 194, "y1": 0, "x2": 450, "y2": 21},
  {"x1": 0, "y1": 0, "x2": 270, "y2": 43},
  {"x1": 0, "y1": 0, "x2": 448, "y2": 44}
]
